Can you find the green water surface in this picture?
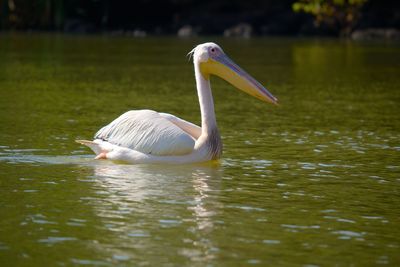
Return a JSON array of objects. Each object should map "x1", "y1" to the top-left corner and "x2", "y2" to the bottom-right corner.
[{"x1": 0, "y1": 34, "x2": 399, "y2": 266}]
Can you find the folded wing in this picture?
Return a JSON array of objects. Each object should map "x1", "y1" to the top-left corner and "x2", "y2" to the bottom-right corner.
[{"x1": 94, "y1": 110, "x2": 196, "y2": 156}]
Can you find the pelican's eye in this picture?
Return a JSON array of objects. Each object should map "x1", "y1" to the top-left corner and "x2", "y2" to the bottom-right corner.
[{"x1": 210, "y1": 48, "x2": 216, "y2": 53}]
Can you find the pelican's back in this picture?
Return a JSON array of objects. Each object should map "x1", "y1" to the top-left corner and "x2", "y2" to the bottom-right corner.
[{"x1": 95, "y1": 110, "x2": 195, "y2": 156}]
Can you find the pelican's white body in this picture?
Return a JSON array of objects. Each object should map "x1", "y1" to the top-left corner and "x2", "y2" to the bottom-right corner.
[
  {"x1": 95, "y1": 110, "x2": 196, "y2": 156},
  {"x1": 82, "y1": 109, "x2": 214, "y2": 164},
  {"x1": 77, "y1": 42, "x2": 277, "y2": 164}
]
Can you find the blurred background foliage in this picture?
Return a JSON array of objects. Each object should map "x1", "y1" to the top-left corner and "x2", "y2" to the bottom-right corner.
[
  {"x1": 0, "y1": 0, "x2": 399, "y2": 36},
  {"x1": 292, "y1": 0, "x2": 368, "y2": 36}
]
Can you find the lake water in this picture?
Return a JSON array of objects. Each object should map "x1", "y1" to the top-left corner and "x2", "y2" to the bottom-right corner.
[{"x1": 0, "y1": 34, "x2": 399, "y2": 266}]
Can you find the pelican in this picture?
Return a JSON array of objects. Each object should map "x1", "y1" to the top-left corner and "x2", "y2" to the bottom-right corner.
[{"x1": 77, "y1": 42, "x2": 278, "y2": 164}]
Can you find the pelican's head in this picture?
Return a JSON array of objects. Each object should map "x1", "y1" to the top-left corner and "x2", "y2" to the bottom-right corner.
[{"x1": 189, "y1": 42, "x2": 278, "y2": 105}]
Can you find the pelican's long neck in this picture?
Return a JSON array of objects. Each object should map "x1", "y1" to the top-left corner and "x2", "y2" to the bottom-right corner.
[{"x1": 194, "y1": 61, "x2": 217, "y2": 135}]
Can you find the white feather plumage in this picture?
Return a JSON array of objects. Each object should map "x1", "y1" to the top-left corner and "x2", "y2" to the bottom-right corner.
[{"x1": 94, "y1": 110, "x2": 195, "y2": 156}]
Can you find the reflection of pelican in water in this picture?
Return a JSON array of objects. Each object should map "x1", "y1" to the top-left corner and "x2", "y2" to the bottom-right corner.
[
  {"x1": 77, "y1": 42, "x2": 277, "y2": 164},
  {"x1": 89, "y1": 162, "x2": 222, "y2": 261},
  {"x1": 92, "y1": 163, "x2": 216, "y2": 202},
  {"x1": 92, "y1": 162, "x2": 221, "y2": 208}
]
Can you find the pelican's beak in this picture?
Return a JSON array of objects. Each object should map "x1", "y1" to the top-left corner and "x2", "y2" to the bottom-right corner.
[{"x1": 201, "y1": 54, "x2": 278, "y2": 105}]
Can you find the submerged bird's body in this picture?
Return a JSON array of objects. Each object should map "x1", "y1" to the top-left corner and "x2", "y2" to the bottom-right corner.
[{"x1": 77, "y1": 42, "x2": 277, "y2": 164}]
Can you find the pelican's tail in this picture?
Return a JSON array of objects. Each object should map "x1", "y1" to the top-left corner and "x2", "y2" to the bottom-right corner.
[{"x1": 75, "y1": 140, "x2": 102, "y2": 155}]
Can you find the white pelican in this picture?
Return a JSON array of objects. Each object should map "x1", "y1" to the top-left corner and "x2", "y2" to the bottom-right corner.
[{"x1": 77, "y1": 42, "x2": 278, "y2": 164}]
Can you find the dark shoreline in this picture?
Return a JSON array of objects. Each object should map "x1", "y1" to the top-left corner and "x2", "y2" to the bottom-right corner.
[{"x1": 1, "y1": 28, "x2": 400, "y2": 41}]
